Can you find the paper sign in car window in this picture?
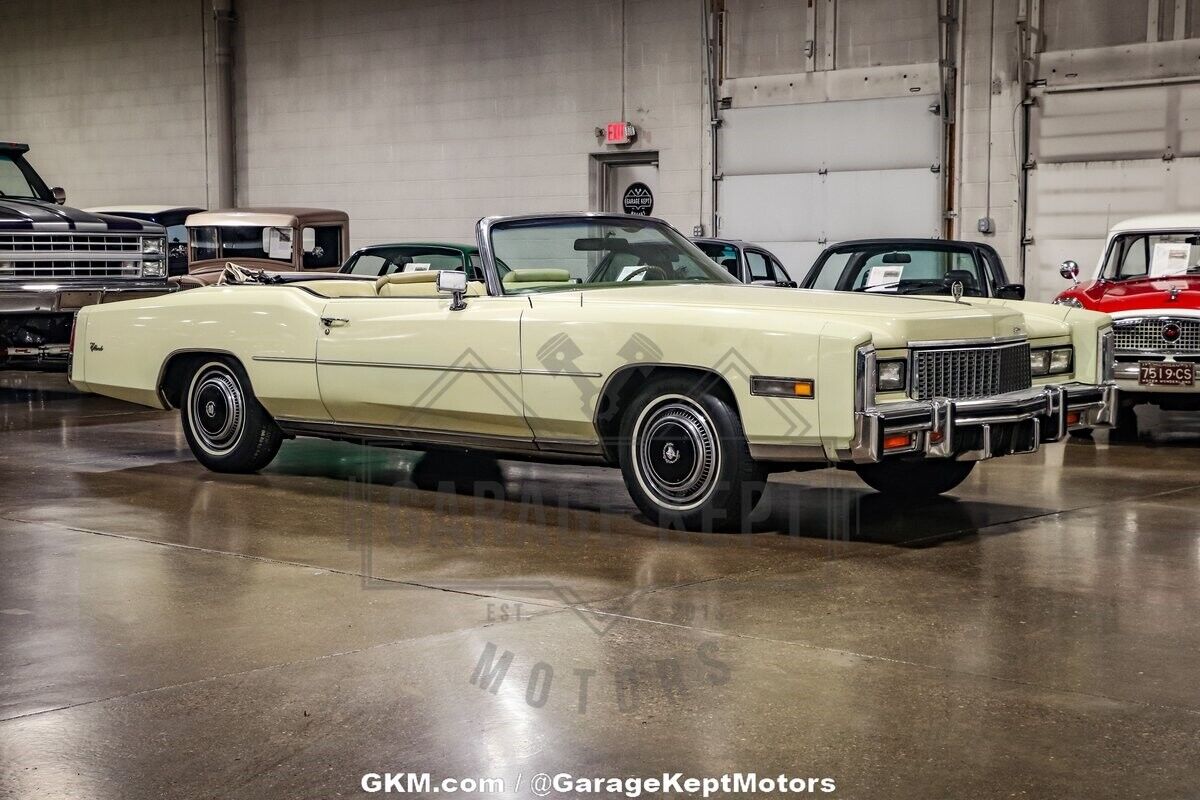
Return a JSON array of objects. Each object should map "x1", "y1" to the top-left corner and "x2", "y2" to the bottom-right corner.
[
  {"x1": 866, "y1": 265, "x2": 904, "y2": 287},
  {"x1": 1150, "y1": 242, "x2": 1190, "y2": 276},
  {"x1": 616, "y1": 265, "x2": 648, "y2": 280},
  {"x1": 403, "y1": 263, "x2": 433, "y2": 272},
  {"x1": 267, "y1": 227, "x2": 293, "y2": 260}
]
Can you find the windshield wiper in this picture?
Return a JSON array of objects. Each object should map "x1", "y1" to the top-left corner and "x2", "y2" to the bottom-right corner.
[{"x1": 854, "y1": 279, "x2": 944, "y2": 292}]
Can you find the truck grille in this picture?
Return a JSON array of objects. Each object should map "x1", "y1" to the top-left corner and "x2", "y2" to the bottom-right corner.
[
  {"x1": 0, "y1": 260, "x2": 141, "y2": 277},
  {"x1": 1113, "y1": 317, "x2": 1200, "y2": 353},
  {"x1": 911, "y1": 341, "x2": 1032, "y2": 400},
  {"x1": 0, "y1": 233, "x2": 144, "y2": 279}
]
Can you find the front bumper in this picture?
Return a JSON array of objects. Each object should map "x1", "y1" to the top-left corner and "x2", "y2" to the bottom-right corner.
[
  {"x1": 848, "y1": 382, "x2": 1118, "y2": 464},
  {"x1": 0, "y1": 281, "x2": 174, "y2": 314},
  {"x1": 0, "y1": 282, "x2": 173, "y2": 368}
]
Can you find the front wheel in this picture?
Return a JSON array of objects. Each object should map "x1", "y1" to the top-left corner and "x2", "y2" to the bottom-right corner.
[
  {"x1": 618, "y1": 377, "x2": 766, "y2": 532},
  {"x1": 854, "y1": 459, "x2": 975, "y2": 497},
  {"x1": 181, "y1": 358, "x2": 283, "y2": 473}
]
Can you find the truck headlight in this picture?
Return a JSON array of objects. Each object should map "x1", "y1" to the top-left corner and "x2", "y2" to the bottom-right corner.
[
  {"x1": 142, "y1": 237, "x2": 165, "y2": 255},
  {"x1": 876, "y1": 359, "x2": 907, "y2": 391},
  {"x1": 1031, "y1": 346, "x2": 1073, "y2": 376},
  {"x1": 142, "y1": 259, "x2": 166, "y2": 278}
]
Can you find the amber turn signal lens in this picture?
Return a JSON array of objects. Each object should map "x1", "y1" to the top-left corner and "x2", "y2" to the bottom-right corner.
[
  {"x1": 929, "y1": 431, "x2": 944, "y2": 444},
  {"x1": 1066, "y1": 410, "x2": 1081, "y2": 427},
  {"x1": 750, "y1": 376, "x2": 815, "y2": 398},
  {"x1": 883, "y1": 433, "x2": 913, "y2": 450}
]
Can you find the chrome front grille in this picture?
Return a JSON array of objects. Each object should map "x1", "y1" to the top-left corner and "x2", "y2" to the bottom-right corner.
[
  {"x1": 1113, "y1": 317, "x2": 1200, "y2": 353},
  {"x1": 0, "y1": 233, "x2": 142, "y2": 252},
  {"x1": 912, "y1": 341, "x2": 1032, "y2": 400},
  {"x1": 0, "y1": 233, "x2": 144, "y2": 279},
  {"x1": 0, "y1": 260, "x2": 141, "y2": 277}
]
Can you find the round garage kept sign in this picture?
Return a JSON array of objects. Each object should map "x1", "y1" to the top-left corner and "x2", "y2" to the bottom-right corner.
[{"x1": 622, "y1": 182, "x2": 654, "y2": 215}]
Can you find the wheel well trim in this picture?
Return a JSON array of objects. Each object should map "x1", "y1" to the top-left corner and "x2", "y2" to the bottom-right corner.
[
  {"x1": 591, "y1": 362, "x2": 744, "y2": 462},
  {"x1": 156, "y1": 348, "x2": 247, "y2": 409}
]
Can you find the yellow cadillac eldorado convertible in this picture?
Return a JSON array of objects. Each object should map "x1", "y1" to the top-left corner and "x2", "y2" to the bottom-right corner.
[{"x1": 68, "y1": 213, "x2": 1117, "y2": 531}]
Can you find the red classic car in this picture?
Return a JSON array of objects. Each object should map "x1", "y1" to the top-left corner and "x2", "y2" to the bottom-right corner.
[{"x1": 1054, "y1": 214, "x2": 1200, "y2": 436}]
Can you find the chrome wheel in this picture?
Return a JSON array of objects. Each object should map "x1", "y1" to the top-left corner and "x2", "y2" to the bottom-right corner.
[
  {"x1": 631, "y1": 394, "x2": 721, "y2": 511},
  {"x1": 187, "y1": 363, "x2": 246, "y2": 457}
]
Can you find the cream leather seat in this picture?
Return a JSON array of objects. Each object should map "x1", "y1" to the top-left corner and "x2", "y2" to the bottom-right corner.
[
  {"x1": 375, "y1": 270, "x2": 484, "y2": 298},
  {"x1": 501, "y1": 268, "x2": 573, "y2": 290}
]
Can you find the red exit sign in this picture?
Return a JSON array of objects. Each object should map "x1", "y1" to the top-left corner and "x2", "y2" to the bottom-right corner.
[{"x1": 604, "y1": 121, "x2": 636, "y2": 145}]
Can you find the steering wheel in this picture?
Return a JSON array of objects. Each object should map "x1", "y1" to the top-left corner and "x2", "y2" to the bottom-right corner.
[{"x1": 620, "y1": 265, "x2": 668, "y2": 282}]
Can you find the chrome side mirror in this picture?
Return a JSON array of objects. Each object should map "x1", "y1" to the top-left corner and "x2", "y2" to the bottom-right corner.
[
  {"x1": 436, "y1": 270, "x2": 468, "y2": 311},
  {"x1": 1059, "y1": 260, "x2": 1080, "y2": 285},
  {"x1": 51, "y1": 187, "x2": 66, "y2": 205}
]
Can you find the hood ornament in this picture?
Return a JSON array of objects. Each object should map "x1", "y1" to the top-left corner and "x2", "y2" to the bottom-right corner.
[
  {"x1": 1169, "y1": 285, "x2": 1182, "y2": 301},
  {"x1": 950, "y1": 280, "x2": 964, "y2": 303}
]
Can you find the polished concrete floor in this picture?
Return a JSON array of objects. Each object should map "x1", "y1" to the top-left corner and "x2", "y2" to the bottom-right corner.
[{"x1": 1, "y1": 372, "x2": 1199, "y2": 799}]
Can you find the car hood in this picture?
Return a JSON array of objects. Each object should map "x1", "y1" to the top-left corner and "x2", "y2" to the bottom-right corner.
[
  {"x1": 1059, "y1": 275, "x2": 1200, "y2": 313},
  {"x1": 0, "y1": 198, "x2": 163, "y2": 233},
  {"x1": 559, "y1": 283, "x2": 1037, "y2": 349}
]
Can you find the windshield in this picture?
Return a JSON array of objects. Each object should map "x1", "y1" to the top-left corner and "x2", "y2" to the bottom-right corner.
[
  {"x1": 1102, "y1": 231, "x2": 1200, "y2": 280},
  {"x1": 805, "y1": 244, "x2": 987, "y2": 297},
  {"x1": 0, "y1": 153, "x2": 51, "y2": 201},
  {"x1": 489, "y1": 217, "x2": 737, "y2": 294},
  {"x1": 190, "y1": 226, "x2": 287, "y2": 263}
]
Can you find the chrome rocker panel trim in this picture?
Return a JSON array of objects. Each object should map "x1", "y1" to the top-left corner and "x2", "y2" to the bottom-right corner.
[{"x1": 273, "y1": 417, "x2": 608, "y2": 464}]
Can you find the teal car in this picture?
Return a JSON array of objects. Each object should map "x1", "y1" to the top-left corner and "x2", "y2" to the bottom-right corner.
[{"x1": 339, "y1": 242, "x2": 508, "y2": 282}]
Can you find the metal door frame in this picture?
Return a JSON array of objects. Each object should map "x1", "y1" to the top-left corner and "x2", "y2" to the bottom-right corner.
[{"x1": 588, "y1": 151, "x2": 660, "y2": 212}]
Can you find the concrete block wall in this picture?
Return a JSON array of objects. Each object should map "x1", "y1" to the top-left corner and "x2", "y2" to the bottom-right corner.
[
  {"x1": 835, "y1": 0, "x2": 938, "y2": 68},
  {"x1": 3, "y1": 0, "x2": 1192, "y2": 282},
  {"x1": 0, "y1": 0, "x2": 209, "y2": 208},
  {"x1": 955, "y1": 0, "x2": 1024, "y2": 271},
  {"x1": 234, "y1": 0, "x2": 709, "y2": 248}
]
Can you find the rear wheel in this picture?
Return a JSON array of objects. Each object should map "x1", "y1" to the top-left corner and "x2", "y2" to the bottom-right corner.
[
  {"x1": 181, "y1": 358, "x2": 283, "y2": 472},
  {"x1": 854, "y1": 459, "x2": 975, "y2": 497},
  {"x1": 617, "y1": 376, "x2": 766, "y2": 532}
]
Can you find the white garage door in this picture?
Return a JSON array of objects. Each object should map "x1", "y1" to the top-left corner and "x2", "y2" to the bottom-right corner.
[
  {"x1": 1024, "y1": 83, "x2": 1200, "y2": 301},
  {"x1": 718, "y1": 95, "x2": 943, "y2": 274}
]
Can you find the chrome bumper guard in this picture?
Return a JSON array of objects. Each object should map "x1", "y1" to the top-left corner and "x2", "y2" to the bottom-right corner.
[{"x1": 849, "y1": 382, "x2": 1118, "y2": 464}]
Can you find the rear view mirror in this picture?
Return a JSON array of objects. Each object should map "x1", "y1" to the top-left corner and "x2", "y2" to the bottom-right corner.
[
  {"x1": 436, "y1": 270, "x2": 468, "y2": 311},
  {"x1": 574, "y1": 237, "x2": 629, "y2": 251},
  {"x1": 995, "y1": 283, "x2": 1025, "y2": 300},
  {"x1": 882, "y1": 252, "x2": 912, "y2": 264},
  {"x1": 51, "y1": 187, "x2": 66, "y2": 205},
  {"x1": 1059, "y1": 260, "x2": 1080, "y2": 284}
]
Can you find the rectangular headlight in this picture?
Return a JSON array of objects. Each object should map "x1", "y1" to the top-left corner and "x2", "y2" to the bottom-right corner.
[
  {"x1": 1031, "y1": 347, "x2": 1073, "y2": 376},
  {"x1": 876, "y1": 359, "x2": 907, "y2": 392},
  {"x1": 142, "y1": 237, "x2": 165, "y2": 255},
  {"x1": 1048, "y1": 347, "x2": 1073, "y2": 374},
  {"x1": 142, "y1": 259, "x2": 166, "y2": 278}
]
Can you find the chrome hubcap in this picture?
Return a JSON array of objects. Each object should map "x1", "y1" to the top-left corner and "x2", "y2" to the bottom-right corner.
[
  {"x1": 190, "y1": 367, "x2": 245, "y2": 455},
  {"x1": 634, "y1": 397, "x2": 719, "y2": 510}
]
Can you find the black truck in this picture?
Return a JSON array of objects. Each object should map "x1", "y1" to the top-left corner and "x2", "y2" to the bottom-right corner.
[{"x1": 0, "y1": 142, "x2": 172, "y2": 369}]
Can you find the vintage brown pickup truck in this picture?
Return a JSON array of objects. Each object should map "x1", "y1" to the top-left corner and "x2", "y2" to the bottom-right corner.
[{"x1": 175, "y1": 207, "x2": 349, "y2": 287}]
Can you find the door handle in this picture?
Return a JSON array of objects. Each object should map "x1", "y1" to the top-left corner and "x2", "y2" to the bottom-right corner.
[{"x1": 320, "y1": 317, "x2": 350, "y2": 328}]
